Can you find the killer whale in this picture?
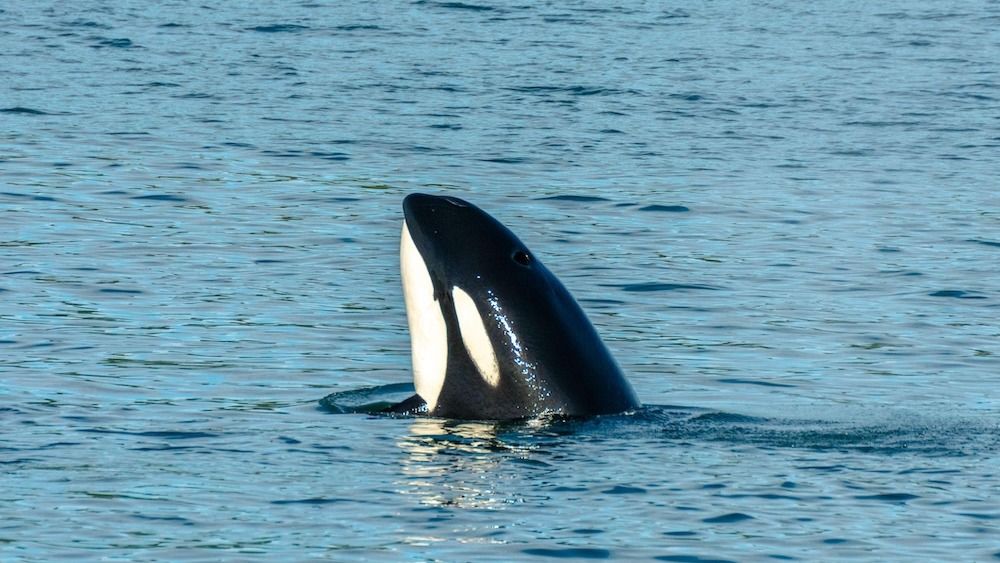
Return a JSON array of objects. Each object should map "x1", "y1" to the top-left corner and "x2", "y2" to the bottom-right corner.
[{"x1": 391, "y1": 193, "x2": 639, "y2": 420}]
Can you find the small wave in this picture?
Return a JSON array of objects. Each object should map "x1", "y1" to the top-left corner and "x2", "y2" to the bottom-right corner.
[
  {"x1": 639, "y1": 204, "x2": 690, "y2": 213},
  {"x1": 522, "y1": 548, "x2": 610, "y2": 559},
  {"x1": 537, "y1": 195, "x2": 610, "y2": 202},
  {"x1": 506, "y1": 85, "x2": 640, "y2": 96},
  {"x1": 320, "y1": 386, "x2": 998, "y2": 456},
  {"x1": 319, "y1": 382, "x2": 416, "y2": 414},
  {"x1": 422, "y1": 1, "x2": 495, "y2": 11},
  {"x1": 336, "y1": 24, "x2": 382, "y2": 31},
  {"x1": 968, "y1": 239, "x2": 1000, "y2": 248},
  {"x1": 247, "y1": 24, "x2": 308, "y2": 33},
  {"x1": 1, "y1": 107, "x2": 50, "y2": 115},
  {"x1": 93, "y1": 38, "x2": 136, "y2": 49},
  {"x1": 608, "y1": 282, "x2": 721, "y2": 292},
  {"x1": 132, "y1": 194, "x2": 188, "y2": 202},
  {"x1": 928, "y1": 290, "x2": 987, "y2": 299}
]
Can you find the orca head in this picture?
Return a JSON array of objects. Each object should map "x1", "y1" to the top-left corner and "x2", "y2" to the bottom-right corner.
[{"x1": 400, "y1": 193, "x2": 638, "y2": 419}]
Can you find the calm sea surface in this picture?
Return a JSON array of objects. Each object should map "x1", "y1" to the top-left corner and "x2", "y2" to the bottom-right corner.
[{"x1": 2, "y1": 1, "x2": 999, "y2": 561}]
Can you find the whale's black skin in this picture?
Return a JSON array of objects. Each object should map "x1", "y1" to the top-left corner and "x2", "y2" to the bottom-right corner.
[{"x1": 396, "y1": 193, "x2": 639, "y2": 420}]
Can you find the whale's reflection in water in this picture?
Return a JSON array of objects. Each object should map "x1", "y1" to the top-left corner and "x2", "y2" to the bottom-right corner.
[{"x1": 396, "y1": 418, "x2": 554, "y2": 510}]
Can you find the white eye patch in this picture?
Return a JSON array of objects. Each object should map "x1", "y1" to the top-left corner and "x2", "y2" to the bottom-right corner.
[
  {"x1": 400, "y1": 221, "x2": 447, "y2": 411},
  {"x1": 451, "y1": 286, "x2": 500, "y2": 388}
]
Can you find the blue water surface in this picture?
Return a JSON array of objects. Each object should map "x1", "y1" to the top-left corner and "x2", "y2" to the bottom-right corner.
[{"x1": 2, "y1": 1, "x2": 999, "y2": 561}]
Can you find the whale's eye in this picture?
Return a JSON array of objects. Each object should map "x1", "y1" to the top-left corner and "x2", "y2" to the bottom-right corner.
[{"x1": 513, "y1": 250, "x2": 532, "y2": 266}]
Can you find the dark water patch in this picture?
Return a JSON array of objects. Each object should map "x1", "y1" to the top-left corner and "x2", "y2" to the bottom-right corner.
[
  {"x1": 960, "y1": 512, "x2": 999, "y2": 520},
  {"x1": 610, "y1": 282, "x2": 721, "y2": 292},
  {"x1": 247, "y1": 24, "x2": 309, "y2": 33},
  {"x1": 691, "y1": 411, "x2": 767, "y2": 424},
  {"x1": 655, "y1": 407, "x2": 1000, "y2": 456},
  {"x1": 702, "y1": 513, "x2": 754, "y2": 524},
  {"x1": 669, "y1": 93, "x2": 704, "y2": 102},
  {"x1": 512, "y1": 457, "x2": 552, "y2": 468},
  {"x1": 175, "y1": 92, "x2": 217, "y2": 100},
  {"x1": 145, "y1": 81, "x2": 181, "y2": 88},
  {"x1": 656, "y1": 8, "x2": 691, "y2": 20},
  {"x1": 718, "y1": 378, "x2": 795, "y2": 388},
  {"x1": 1, "y1": 107, "x2": 50, "y2": 115},
  {"x1": 98, "y1": 288, "x2": 143, "y2": 294},
  {"x1": 427, "y1": 2, "x2": 496, "y2": 12},
  {"x1": 523, "y1": 548, "x2": 611, "y2": 559},
  {"x1": 93, "y1": 38, "x2": 136, "y2": 49},
  {"x1": 336, "y1": 24, "x2": 382, "y2": 31},
  {"x1": 79, "y1": 429, "x2": 219, "y2": 440},
  {"x1": 898, "y1": 468, "x2": 960, "y2": 475},
  {"x1": 65, "y1": 19, "x2": 112, "y2": 29},
  {"x1": 132, "y1": 445, "x2": 196, "y2": 452},
  {"x1": 480, "y1": 157, "x2": 528, "y2": 164},
  {"x1": 133, "y1": 514, "x2": 194, "y2": 525},
  {"x1": 310, "y1": 151, "x2": 351, "y2": 161},
  {"x1": 271, "y1": 497, "x2": 352, "y2": 505},
  {"x1": 254, "y1": 259, "x2": 286, "y2": 264},
  {"x1": 639, "y1": 205, "x2": 690, "y2": 212},
  {"x1": 507, "y1": 85, "x2": 637, "y2": 97},
  {"x1": 2, "y1": 192, "x2": 56, "y2": 201},
  {"x1": 37, "y1": 441, "x2": 82, "y2": 450},
  {"x1": 928, "y1": 290, "x2": 987, "y2": 299},
  {"x1": 1, "y1": 458, "x2": 42, "y2": 466},
  {"x1": 968, "y1": 239, "x2": 1000, "y2": 248},
  {"x1": 579, "y1": 298, "x2": 626, "y2": 306},
  {"x1": 263, "y1": 149, "x2": 309, "y2": 158},
  {"x1": 830, "y1": 149, "x2": 874, "y2": 157},
  {"x1": 572, "y1": 529, "x2": 604, "y2": 535},
  {"x1": 132, "y1": 194, "x2": 188, "y2": 202},
  {"x1": 603, "y1": 485, "x2": 646, "y2": 494},
  {"x1": 853, "y1": 493, "x2": 919, "y2": 503},
  {"x1": 843, "y1": 120, "x2": 924, "y2": 127},
  {"x1": 663, "y1": 531, "x2": 698, "y2": 537},
  {"x1": 655, "y1": 556, "x2": 736, "y2": 563},
  {"x1": 538, "y1": 195, "x2": 610, "y2": 202},
  {"x1": 717, "y1": 492, "x2": 800, "y2": 501}
]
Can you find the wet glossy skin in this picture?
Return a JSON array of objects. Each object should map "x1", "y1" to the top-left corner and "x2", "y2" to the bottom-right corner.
[{"x1": 401, "y1": 193, "x2": 639, "y2": 419}]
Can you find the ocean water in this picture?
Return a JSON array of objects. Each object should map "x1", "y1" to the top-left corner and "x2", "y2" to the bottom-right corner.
[{"x1": 2, "y1": 1, "x2": 999, "y2": 560}]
